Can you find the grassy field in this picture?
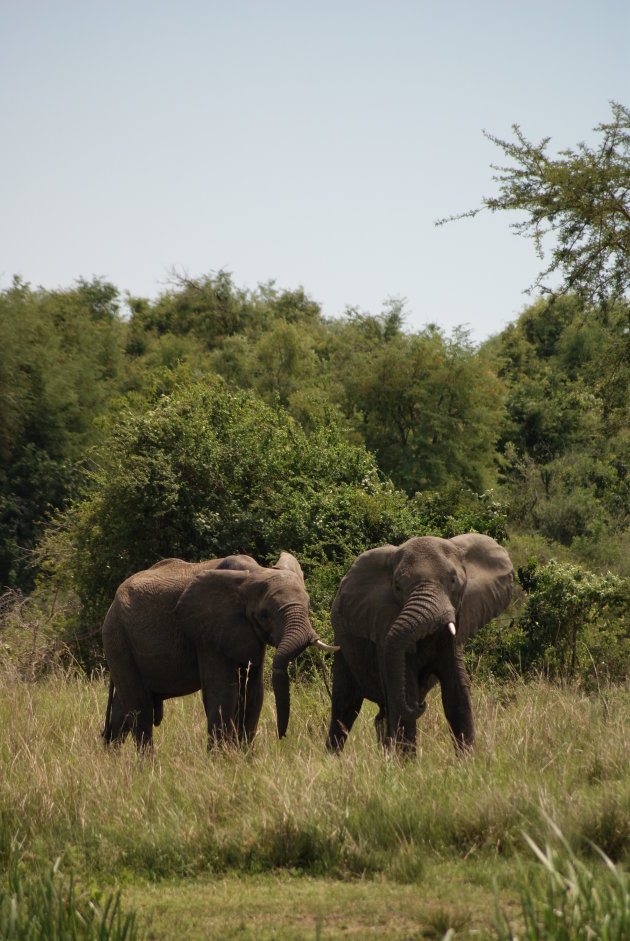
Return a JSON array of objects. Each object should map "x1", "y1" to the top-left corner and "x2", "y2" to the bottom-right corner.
[{"x1": 1, "y1": 663, "x2": 630, "y2": 939}]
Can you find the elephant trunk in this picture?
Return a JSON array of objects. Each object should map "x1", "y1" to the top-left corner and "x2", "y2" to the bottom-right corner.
[
  {"x1": 383, "y1": 586, "x2": 456, "y2": 730},
  {"x1": 272, "y1": 605, "x2": 319, "y2": 739}
]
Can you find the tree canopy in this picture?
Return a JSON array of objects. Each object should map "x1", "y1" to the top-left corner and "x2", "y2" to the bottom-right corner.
[{"x1": 440, "y1": 102, "x2": 630, "y2": 307}]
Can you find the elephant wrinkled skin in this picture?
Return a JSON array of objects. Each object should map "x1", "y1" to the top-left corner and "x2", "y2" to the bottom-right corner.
[
  {"x1": 102, "y1": 552, "x2": 337, "y2": 749},
  {"x1": 326, "y1": 534, "x2": 514, "y2": 753}
]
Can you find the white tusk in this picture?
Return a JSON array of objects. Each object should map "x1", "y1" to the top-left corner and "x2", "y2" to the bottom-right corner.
[
  {"x1": 314, "y1": 639, "x2": 340, "y2": 653},
  {"x1": 448, "y1": 622, "x2": 456, "y2": 636}
]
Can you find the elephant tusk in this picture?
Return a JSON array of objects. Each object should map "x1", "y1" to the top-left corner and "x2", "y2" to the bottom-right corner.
[
  {"x1": 314, "y1": 639, "x2": 340, "y2": 653},
  {"x1": 447, "y1": 621, "x2": 456, "y2": 636}
]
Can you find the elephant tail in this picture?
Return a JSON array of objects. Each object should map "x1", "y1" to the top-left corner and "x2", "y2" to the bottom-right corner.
[{"x1": 102, "y1": 677, "x2": 115, "y2": 741}]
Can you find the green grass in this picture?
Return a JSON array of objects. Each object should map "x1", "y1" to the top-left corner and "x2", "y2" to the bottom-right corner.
[
  {"x1": 496, "y1": 819, "x2": 630, "y2": 940},
  {"x1": 0, "y1": 859, "x2": 137, "y2": 941},
  {"x1": 1, "y1": 663, "x2": 630, "y2": 938}
]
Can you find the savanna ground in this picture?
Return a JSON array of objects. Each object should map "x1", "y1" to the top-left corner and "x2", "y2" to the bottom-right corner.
[{"x1": 2, "y1": 664, "x2": 630, "y2": 940}]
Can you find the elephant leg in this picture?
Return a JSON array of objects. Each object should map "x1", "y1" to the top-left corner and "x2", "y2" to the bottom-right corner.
[
  {"x1": 103, "y1": 688, "x2": 132, "y2": 746},
  {"x1": 130, "y1": 700, "x2": 153, "y2": 750},
  {"x1": 326, "y1": 653, "x2": 363, "y2": 753},
  {"x1": 385, "y1": 655, "x2": 423, "y2": 754},
  {"x1": 107, "y1": 671, "x2": 153, "y2": 750},
  {"x1": 439, "y1": 644, "x2": 474, "y2": 753},
  {"x1": 152, "y1": 694, "x2": 164, "y2": 727},
  {"x1": 374, "y1": 707, "x2": 417, "y2": 753},
  {"x1": 198, "y1": 649, "x2": 240, "y2": 747},
  {"x1": 391, "y1": 717, "x2": 418, "y2": 754},
  {"x1": 374, "y1": 707, "x2": 387, "y2": 746},
  {"x1": 236, "y1": 655, "x2": 265, "y2": 745}
]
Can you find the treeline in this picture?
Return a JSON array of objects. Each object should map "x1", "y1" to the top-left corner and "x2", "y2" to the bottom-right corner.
[
  {"x1": 3, "y1": 271, "x2": 630, "y2": 575},
  {"x1": 1, "y1": 266, "x2": 629, "y2": 684},
  {"x1": 1, "y1": 271, "x2": 504, "y2": 591}
]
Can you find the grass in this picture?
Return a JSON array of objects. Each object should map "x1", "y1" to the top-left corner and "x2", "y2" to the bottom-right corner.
[
  {"x1": 495, "y1": 819, "x2": 630, "y2": 940},
  {"x1": 1, "y1": 661, "x2": 630, "y2": 938},
  {"x1": 0, "y1": 859, "x2": 137, "y2": 941}
]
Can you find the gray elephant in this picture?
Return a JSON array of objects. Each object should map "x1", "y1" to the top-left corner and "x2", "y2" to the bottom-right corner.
[
  {"x1": 102, "y1": 551, "x2": 337, "y2": 749},
  {"x1": 326, "y1": 534, "x2": 514, "y2": 754}
]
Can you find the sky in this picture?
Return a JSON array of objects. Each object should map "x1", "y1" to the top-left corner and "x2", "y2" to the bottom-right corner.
[{"x1": 1, "y1": 1, "x2": 629, "y2": 343}]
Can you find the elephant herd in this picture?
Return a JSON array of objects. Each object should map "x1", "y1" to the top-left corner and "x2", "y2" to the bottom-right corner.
[{"x1": 102, "y1": 534, "x2": 514, "y2": 755}]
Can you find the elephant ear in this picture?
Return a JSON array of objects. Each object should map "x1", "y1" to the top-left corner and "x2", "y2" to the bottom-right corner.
[
  {"x1": 449, "y1": 534, "x2": 514, "y2": 642},
  {"x1": 334, "y1": 545, "x2": 399, "y2": 643},
  {"x1": 174, "y1": 569, "x2": 264, "y2": 665},
  {"x1": 273, "y1": 551, "x2": 305, "y2": 584}
]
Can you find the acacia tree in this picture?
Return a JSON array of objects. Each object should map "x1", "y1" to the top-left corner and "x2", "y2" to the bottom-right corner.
[{"x1": 441, "y1": 101, "x2": 630, "y2": 306}]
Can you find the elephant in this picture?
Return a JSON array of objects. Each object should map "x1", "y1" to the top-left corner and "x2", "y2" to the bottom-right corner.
[
  {"x1": 102, "y1": 551, "x2": 338, "y2": 749},
  {"x1": 326, "y1": 534, "x2": 514, "y2": 754}
]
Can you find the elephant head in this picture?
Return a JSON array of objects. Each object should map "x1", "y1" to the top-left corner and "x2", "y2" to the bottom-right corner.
[
  {"x1": 175, "y1": 551, "x2": 337, "y2": 738},
  {"x1": 337, "y1": 534, "x2": 514, "y2": 733}
]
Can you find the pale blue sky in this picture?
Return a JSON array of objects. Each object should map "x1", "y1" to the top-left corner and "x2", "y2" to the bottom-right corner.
[{"x1": 1, "y1": 1, "x2": 628, "y2": 341}]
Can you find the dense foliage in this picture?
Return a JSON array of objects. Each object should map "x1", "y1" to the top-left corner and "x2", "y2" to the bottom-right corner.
[
  {"x1": 0, "y1": 277, "x2": 124, "y2": 589},
  {"x1": 469, "y1": 559, "x2": 630, "y2": 686},
  {"x1": 487, "y1": 294, "x2": 630, "y2": 574},
  {"x1": 45, "y1": 377, "x2": 411, "y2": 619}
]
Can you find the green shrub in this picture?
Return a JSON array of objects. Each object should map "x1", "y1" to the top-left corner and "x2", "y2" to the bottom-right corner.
[
  {"x1": 467, "y1": 615, "x2": 528, "y2": 680},
  {"x1": 516, "y1": 559, "x2": 630, "y2": 684}
]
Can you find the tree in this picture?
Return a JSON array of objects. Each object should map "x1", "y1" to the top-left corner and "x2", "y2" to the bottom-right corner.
[
  {"x1": 0, "y1": 277, "x2": 124, "y2": 589},
  {"x1": 251, "y1": 321, "x2": 318, "y2": 406},
  {"x1": 441, "y1": 102, "x2": 630, "y2": 307},
  {"x1": 330, "y1": 308, "x2": 505, "y2": 495},
  {"x1": 488, "y1": 295, "x2": 630, "y2": 550},
  {"x1": 126, "y1": 270, "x2": 253, "y2": 350}
]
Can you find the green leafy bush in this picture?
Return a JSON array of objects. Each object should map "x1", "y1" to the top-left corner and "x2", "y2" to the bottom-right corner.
[
  {"x1": 410, "y1": 484, "x2": 509, "y2": 543},
  {"x1": 0, "y1": 278, "x2": 125, "y2": 590},
  {"x1": 516, "y1": 559, "x2": 630, "y2": 684}
]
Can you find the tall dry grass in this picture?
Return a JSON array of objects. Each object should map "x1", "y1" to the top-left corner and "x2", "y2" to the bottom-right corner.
[{"x1": 1, "y1": 663, "x2": 630, "y2": 885}]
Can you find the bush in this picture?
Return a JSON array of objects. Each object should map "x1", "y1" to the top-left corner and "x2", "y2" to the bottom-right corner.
[
  {"x1": 516, "y1": 559, "x2": 630, "y2": 684},
  {"x1": 410, "y1": 484, "x2": 509, "y2": 543}
]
